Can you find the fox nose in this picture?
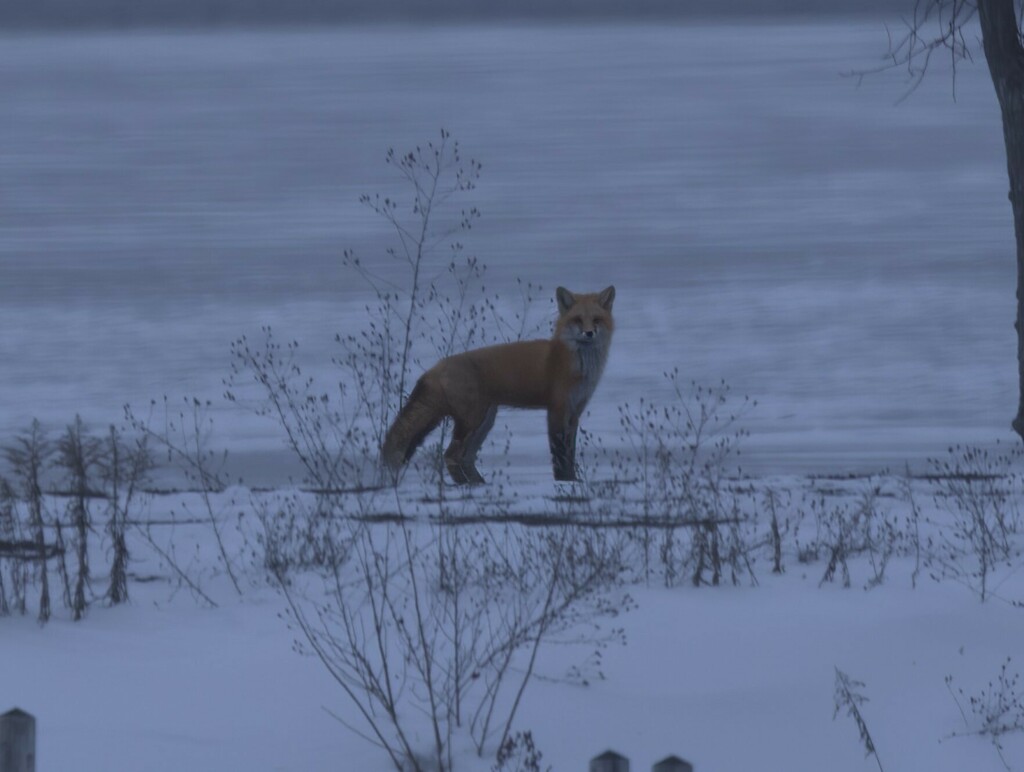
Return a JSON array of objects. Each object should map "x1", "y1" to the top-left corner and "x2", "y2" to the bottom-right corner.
[{"x1": 583, "y1": 330, "x2": 595, "y2": 339}]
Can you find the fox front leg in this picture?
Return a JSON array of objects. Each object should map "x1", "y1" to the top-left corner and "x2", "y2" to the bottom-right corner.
[{"x1": 548, "y1": 409, "x2": 579, "y2": 482}]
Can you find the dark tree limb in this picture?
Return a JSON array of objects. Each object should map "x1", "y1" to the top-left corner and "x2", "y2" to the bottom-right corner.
[{"x1": 975, "y1": 0, "x2": 1024, "y2": 439}]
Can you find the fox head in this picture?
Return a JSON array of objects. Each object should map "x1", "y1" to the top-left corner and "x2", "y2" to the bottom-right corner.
[{"x1": 554, "y1": 285, "x2": 615, "y2": 349}]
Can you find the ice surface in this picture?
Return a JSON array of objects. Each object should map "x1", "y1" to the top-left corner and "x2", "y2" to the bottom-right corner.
[{"x1": 0, "y1": 22, "x2": 1016, "y2": 481}]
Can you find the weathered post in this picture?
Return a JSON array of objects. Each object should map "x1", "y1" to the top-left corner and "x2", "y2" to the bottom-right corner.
[
  {"x1": 652, "y1": 755, "x2": 693, "y2": 772},
  {"x1": 590, "y1": 749, "x2": 629, "y2": 772},
  {"x1": 0, "y1": 708, "x2": 36, "y2": 772}
]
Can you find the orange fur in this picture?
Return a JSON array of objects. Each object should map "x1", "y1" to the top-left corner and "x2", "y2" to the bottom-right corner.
[{"x1": 382, "y1": 285, "x2": 615, "y2": 483}]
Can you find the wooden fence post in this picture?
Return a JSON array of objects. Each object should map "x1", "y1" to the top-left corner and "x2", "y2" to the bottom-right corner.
[
  {"x1": 652, "y1": 755, "x2": 693, "y2": 772},
  {"x1": 0, "y1": 708, "x2": 35, "y2": 772},
  {"x1": 590, "y1": 749, "x2": 629, "y2": 772}
]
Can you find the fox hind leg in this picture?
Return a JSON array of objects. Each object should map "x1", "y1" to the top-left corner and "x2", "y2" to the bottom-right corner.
[
  {"x1": 444, "y1": 444, "x2": 472, "y2": 484},
  {"x1": 462, "y1": 405, "x2": 497, "y2": 471},
  {"x1": 444, "y1": 425, "x2": 479, "y2": 485},
  {"x1": 444, "y1": 406, "x2": 495, "y2": 485}
]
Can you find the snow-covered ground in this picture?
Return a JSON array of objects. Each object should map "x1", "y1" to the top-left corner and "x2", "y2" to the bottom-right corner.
[{"x1": 3, "y1": 465, "x2": 1023, "y2": 772}]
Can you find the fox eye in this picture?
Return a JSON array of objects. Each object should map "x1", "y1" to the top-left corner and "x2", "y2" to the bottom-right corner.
[
  {"x1": 572, "y1": 316, "x2": 583, "y2": 325},
  {"x1": 593, "y1": 317, "x2": 604, "y2": 326}
]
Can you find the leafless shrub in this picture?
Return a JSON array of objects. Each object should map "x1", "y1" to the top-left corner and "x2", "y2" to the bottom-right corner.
[
  {"x1": 3, "y1": 420, "x2": 54, "y2": 623},
  {"x1": 55, "y1": 415, "x2": 102, "y2": 620},
  {"x1": 946, "y1": 658, "x2": 1024, "y2": 770},
  {"x1": 811, "y1": 485, "x2": 901, "y2": 590},
  {"x1": 763, "y1": 487, "x2": 790, "y2": 575},
  {"x1": 897, "y1": 466, "x2": 925, "y2": 589},
  {"x1": 1, "y1": 420, "x2": 155, "y2": 620},
  {"x1": 491, "y1": 731, "x2": 551, "y2": 772},
  {"x1": 0, "y1": 477, "x2": 25, "y2": 615},
  {"x1": 834, "y1": 667, "x2": 886, "y2": 772},
  {"x1": 267, "y1": 502, "x2": 629, "y2": 771},
  {"x1": 924, "y1": 444, "x2": 1022, "y2": 601},
  {"x1": 226, "y1": 328, "x2": 374, "y2": 491},
  {"x1": 98, "y1": 425, "x2": 153, "y2": 605},
  {"x1": 227, "y1": 131, "x2": 541, "y2": 495},
  {"x1": 51, "y1": 515, "x2": 73, "y2": 612},
  {"x1": 353, "y1": 131, "x2": 482, "y2": 427},
  {"x1": 127, "y1": 397, "x2": 242, "y2": 598},
  {"x1": 605, "y1": 373, "x2": 757, "y2": 587}
]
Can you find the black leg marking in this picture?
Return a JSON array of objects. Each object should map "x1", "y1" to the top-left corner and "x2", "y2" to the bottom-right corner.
[{"x1": 549, "y1": 430, "x2": 578, "y2": 482}]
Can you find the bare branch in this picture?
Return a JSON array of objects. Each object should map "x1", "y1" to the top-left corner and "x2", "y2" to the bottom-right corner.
[{"x1": 846, "y1": 0, "x2": 980, "y2": 102}]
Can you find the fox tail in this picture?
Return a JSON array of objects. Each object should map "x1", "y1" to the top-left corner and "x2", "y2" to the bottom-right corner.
[{"x1": 381, "y1": 378, "x2": 445, "y2": 475}]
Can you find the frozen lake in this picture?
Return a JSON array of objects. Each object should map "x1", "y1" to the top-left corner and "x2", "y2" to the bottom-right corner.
[{"x1": 0, "y1": 21, "x2": 1017, "y2": 479}]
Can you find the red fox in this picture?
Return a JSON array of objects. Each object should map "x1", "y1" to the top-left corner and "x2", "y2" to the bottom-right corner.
[{"x1": 382, "y1": 285, "x2": 615, "y2": 484}]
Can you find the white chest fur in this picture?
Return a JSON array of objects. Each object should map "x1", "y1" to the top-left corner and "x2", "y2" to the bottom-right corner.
[{"x1": 567, "y1": 341, "x2": 609, "y2": 418}]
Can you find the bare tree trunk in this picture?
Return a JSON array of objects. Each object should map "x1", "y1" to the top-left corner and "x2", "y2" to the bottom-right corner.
[{"x1": 977, "y1": 0, "x2": 1024, "y2": 439}]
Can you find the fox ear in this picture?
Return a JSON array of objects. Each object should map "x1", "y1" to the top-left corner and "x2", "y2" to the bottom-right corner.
[
  {"x1": 597, "y1": 285, "x2": 615, "y2": 311},
  {"x1": 556, "y1": 286, "x2": 575, "y2": 314}
]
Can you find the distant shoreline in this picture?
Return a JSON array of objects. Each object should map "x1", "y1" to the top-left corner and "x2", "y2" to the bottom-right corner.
[{"x1": 0, "y1": 0, "x2": 913, "y2": 32}]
